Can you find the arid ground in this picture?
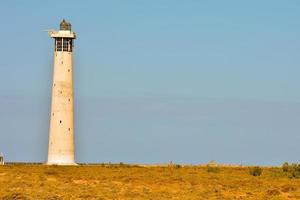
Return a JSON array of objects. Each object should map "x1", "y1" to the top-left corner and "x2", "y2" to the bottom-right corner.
[{"x1": 0, "y1": 164, "x2": 300, "y2": 199}]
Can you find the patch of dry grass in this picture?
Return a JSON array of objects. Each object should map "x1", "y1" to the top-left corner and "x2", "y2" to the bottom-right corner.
[{"x1": 0, "y1": 164, "x2": 300, "y2": 199}]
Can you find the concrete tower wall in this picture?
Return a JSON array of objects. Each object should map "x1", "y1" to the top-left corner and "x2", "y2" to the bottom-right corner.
[
  {"x1": 47, "y1": 20, "x2": 76, "y2": 165},
  {"x1": 48, "y1": 52, "x2": 74, "y2": 164}
]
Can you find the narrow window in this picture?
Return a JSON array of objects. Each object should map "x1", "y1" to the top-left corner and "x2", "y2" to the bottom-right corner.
[
  {"x1": 69, "y1": 40, "x2": 73, "y2": 52},
  {"x1": 56, "y1": 38, "x2": 62, "y2": 51},
  {"x1": 68, "y1": 128, "x2": 71, "y2": 131},
  {"x1": 60, "y1": 120, "x2": 62, "y2": 124},
  {"x1": 63, "y1": 38, "x2": 69, "y2": 51}
]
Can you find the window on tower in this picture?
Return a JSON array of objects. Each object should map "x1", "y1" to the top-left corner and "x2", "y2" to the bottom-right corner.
[
  {"x1": 63, "y1": 38, "x2": 69, "y2": 51},
  {"x1": 56, "y1": 38, "x2": 62, "y2": 51},
  {"x1": 55, "y1": 38, "x2": 73, "y2": 52},
  {"x1": 69, "y1": 39, "x2": 73, "y2": 52}
]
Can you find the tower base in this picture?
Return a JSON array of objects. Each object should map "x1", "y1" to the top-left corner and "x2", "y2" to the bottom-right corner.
[
  {"x1": 46, "y1": 161, "x2": 77, "y2": 166},
  {"x1": 47, "y1": 154, "x2": 76, "y2": 165}
]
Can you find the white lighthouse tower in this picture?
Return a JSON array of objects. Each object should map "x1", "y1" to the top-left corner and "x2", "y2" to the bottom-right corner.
[{"x1": 47, "y1": 20, "x2": 76, "y2": 165}]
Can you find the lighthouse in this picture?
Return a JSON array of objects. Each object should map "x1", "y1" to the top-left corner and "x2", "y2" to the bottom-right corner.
[{"x1": 47, "y1": 20, "x2": 76, "y2": 165}]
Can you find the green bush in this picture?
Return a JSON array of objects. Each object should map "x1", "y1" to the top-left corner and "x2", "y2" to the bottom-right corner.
[
  {"x1": 207, "y1": 166, "x2": 220, "y2": 173},
  {"x1": 282, "y1": 162, "x2": 300, "y2": 178},
  {"x1": 282, "y1": 162, "x2": 289, "y2": 172},
  {"x1": 118, "y1": 162, "x2": 130, "y2": 168},
  {"x1": 175, "y1": 164, "x2": 182, "y2": 168},
  {"x1": 249, "y1": 166, "x2": 262, "y2": 176}
]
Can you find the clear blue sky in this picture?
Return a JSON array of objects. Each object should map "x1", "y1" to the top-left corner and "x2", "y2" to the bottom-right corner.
[{"x1": 0, "y1": 1, "x2": 300, "y2": 165}]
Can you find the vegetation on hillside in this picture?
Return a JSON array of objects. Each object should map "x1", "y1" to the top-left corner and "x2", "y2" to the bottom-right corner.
[
  {"x1": 1, "y1": 163, "x2": 300, "y2": 199},
  {"x1": 249, "y1": 166, "x2": 262, "y2": 176},
  {"x1": 282, "y1": 162, "x2": 300, "y2": 179}
]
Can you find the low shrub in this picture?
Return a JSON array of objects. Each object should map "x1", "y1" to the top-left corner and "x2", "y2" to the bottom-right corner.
[
  {"x1": 118, "y1": 162, "x2": 130, "y2": 168},
  {"x1": 249, "y1": 166, "x2": 262, "y2": 176},
  {"x1": 282, "y1": 162, "x2": 300, "y2": 178},
  {"x1": 207, "y1": 166, "x2": 220, "y2": 173},
  {"x1": 282, "y1": 162, "x2": 289, "y2": 172},
  {"x1": 174, "y1": 164, "x2": 182, "y2": 169}
]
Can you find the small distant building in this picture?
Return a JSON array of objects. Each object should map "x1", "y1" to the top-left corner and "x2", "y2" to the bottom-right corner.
[{"x1": 0, "y1": 153, "x2": 4, "y2": 165}]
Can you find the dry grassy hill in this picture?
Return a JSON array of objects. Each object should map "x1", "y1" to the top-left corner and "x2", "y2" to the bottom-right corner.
[{"x1": 1, "y1": 164, "x2": 300, "y2": 199}]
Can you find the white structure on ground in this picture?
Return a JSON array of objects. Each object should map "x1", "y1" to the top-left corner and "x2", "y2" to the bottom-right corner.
[
  {"x1": 0, "y1": 152, "x2": 4, "y2": 165},
  {"x1": 47, "y1": 20, "x2": 76, "y2": 165}
]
